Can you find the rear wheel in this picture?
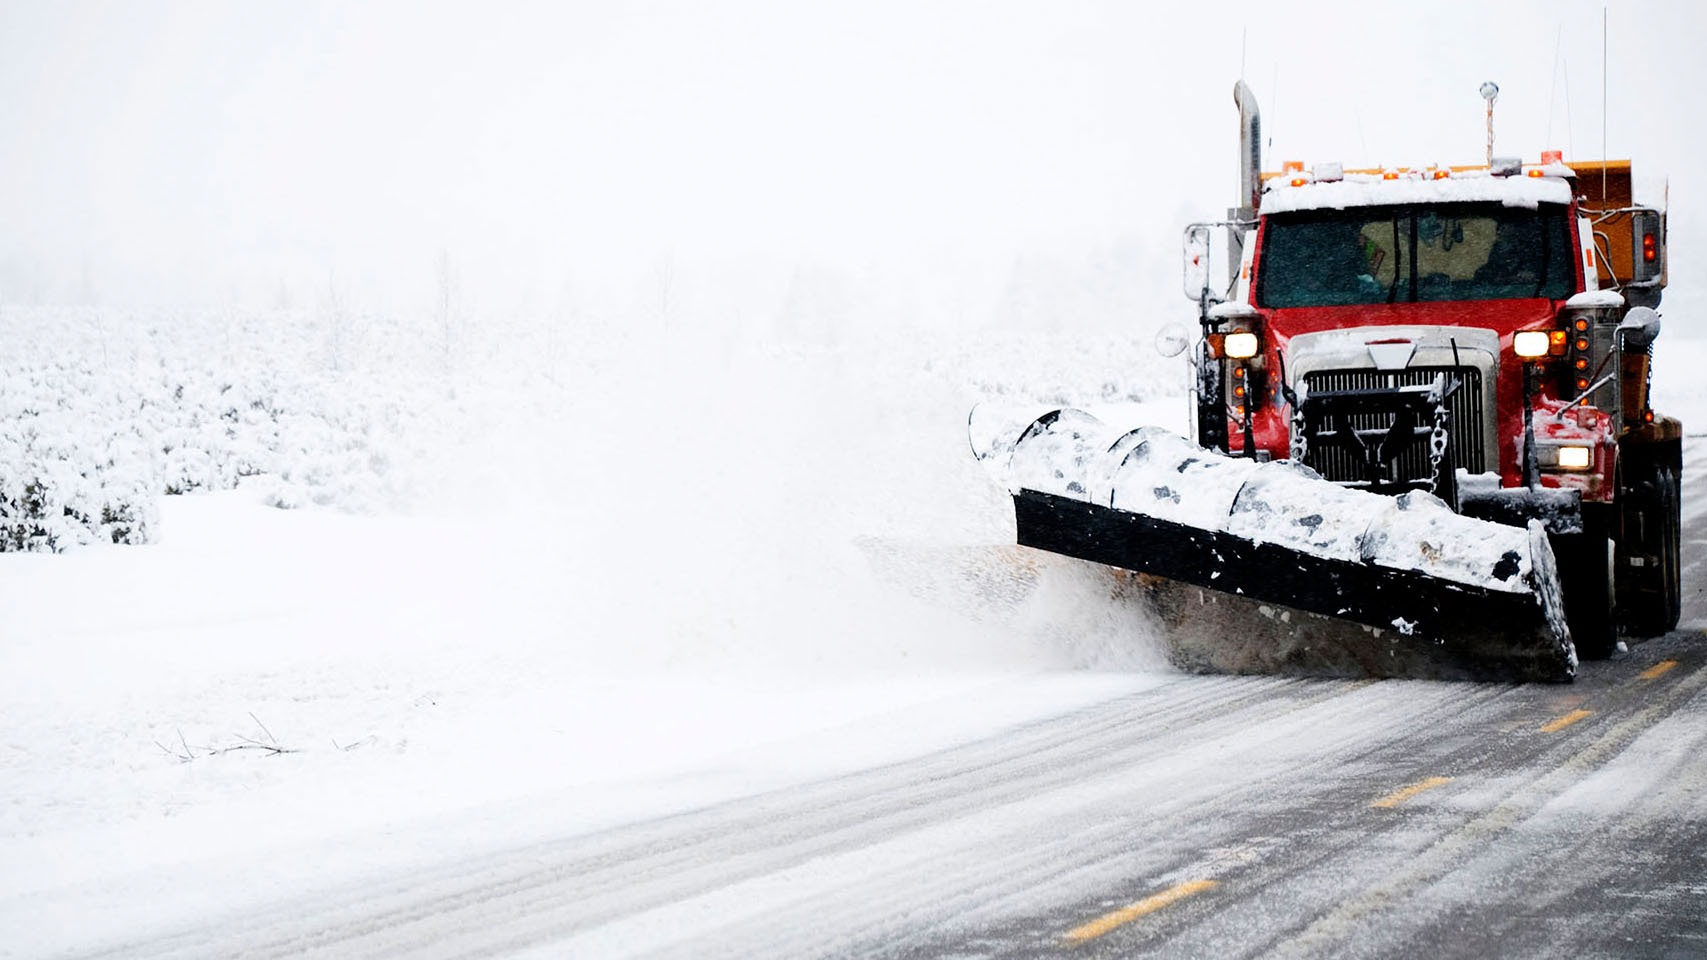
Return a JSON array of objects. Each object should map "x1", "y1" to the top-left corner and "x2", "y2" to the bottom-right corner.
[
  {"x1": 1555, "y1": 512, "x2": 1617, "y2": 660},
  {"x1": 1622, "y1": 463, "x2": 1682, "y2": 637},
  {"x1": 1662, "y1": 465, "x2": 1683, "y2": 630}
]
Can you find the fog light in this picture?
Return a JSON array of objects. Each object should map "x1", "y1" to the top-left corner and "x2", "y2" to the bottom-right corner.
[{"x1": 1557, "y1": 445, "x2": 1592, "y2": 470}]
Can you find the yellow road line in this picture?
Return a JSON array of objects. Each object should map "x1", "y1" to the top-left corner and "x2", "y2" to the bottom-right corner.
[
  {"x1": 1639, "y1": 660, "x2": 1679, "y2": 681},
  {"x1": 1064, "y1": 879, "x2": 1219, "y2": 944},
  {"x1": 1370, "y1": 775, "x2": 1454, "y2": 809},
  {"x1": 1540, "y1": 708, "x2": 1593, "y2": 733}
]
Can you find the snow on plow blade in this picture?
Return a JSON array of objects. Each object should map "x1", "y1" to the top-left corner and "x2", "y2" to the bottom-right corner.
[{"x1": 971, "y1": 406, "x2": 1576, "y2": 682}]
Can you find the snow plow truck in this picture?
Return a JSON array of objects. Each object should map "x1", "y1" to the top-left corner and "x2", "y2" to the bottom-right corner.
[{"x1": 973, "y1": 82, "x2": 1682, "y2": 682}]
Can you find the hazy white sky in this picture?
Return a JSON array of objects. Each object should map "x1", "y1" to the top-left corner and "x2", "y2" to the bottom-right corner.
[{"x1": 0, "y1": 0, "x2": 1698, "y2": 314}]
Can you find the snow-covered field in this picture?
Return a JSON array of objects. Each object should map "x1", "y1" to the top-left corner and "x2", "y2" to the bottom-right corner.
[{"x1": 0, "y1": 305, "x2": 1205, "y2": 952}]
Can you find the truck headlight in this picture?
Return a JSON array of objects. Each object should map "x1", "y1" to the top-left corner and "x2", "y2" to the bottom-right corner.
[
  {"x1": 1512, "y1": 331, "x2": 1551, "y2": 358},
  {"x1": 1556, "y1": 445, "x2": 1592, "y2": 470},
  {"x1": 1224, "y1": 331, "x2": 1261, "y2": 359}
]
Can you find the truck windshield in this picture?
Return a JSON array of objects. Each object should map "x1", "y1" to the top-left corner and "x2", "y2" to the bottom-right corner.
[{"x1": 1255, "y1": 202, "x2": 1575, "y2": 307}]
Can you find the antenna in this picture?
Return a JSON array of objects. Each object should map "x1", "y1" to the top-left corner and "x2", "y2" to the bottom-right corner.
[
  {"x1": 1564, "y1": 53, "x2": 1575, "y2": 157},
  {"x1": 1602, "y1": 6, "x2": 1608, "y2": 196},
  {"x1": 1545, "y1": 25, "x2": 1562, "y2": 146}
]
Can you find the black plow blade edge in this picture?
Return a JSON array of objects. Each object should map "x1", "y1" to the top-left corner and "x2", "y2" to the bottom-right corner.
[{"x1": 1013, "y1": 489, "x2": 1575, "y2": 683}]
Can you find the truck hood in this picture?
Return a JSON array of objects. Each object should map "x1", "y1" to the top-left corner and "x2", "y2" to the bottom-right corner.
[
  {"x1": 1261, "y1": 299, "x2": 1559, "y2": 340},
  {"x1": 1282, "y1": 325, "x2": 1501, "y2": 379}
]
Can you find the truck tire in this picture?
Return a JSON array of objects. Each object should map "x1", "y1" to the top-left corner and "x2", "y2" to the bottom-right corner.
[
  {"x1": 1556, "y1": 515, "x2": 1617, "y2": 660},
  {"x1": 1661, "y1": 464, "x2": 1683, "y2": 631},
  {"x1": 1623, "y1": 463, "x2": 1682, "y2": 637}
]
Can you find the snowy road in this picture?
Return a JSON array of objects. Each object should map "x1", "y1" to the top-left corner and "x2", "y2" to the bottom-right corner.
[
  {"x1": 55, "y1": 635, "x2": 1707, "y2": 960},
  {"x1": 42, "y1": 438, "x2": 1707, "y2": 960}
]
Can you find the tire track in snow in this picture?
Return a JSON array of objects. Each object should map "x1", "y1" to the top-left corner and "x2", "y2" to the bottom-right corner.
[
  {"x1": 862, "y1": 646, "x2": 1707, "y2": 959},
  {"x1": 1150, "y1": 645, "x2": 1707, "y2": 960},
  {"x1": 532, "y1": 681, "x2": 1529, "y2": 959},
  {"x1": 62, "y1": 675, "x2": 1471, "y2": 959},
  {"x1": 52, "y1": 623, "x2": 1707, "y2": 958}
]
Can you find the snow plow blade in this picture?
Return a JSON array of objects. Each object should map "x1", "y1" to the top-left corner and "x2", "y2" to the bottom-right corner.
[{"x1": 972, "y1": 407, "x2": 1576, "y2": 683}]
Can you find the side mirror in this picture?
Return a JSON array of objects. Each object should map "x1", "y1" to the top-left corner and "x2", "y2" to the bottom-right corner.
[
  {"x1": 1182, "y1": 224, "x2": 1213, "y2": 303},
  {"x1": 1154, "y1": 322, "x2": 1193, "y2": 358},
  {"x1": 1618, "y1": 305, "x2": 1661, "y2": 350}
]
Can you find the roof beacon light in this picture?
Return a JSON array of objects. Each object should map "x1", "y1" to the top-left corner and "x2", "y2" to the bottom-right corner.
[{"x1": 1480, "y1": 81, "x2": 1499, "y2": 166}]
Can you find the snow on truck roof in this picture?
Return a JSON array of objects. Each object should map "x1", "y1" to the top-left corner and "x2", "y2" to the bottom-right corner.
[{"x1": 1260, "y1": 168, "x2": 1574, "y2": 214}]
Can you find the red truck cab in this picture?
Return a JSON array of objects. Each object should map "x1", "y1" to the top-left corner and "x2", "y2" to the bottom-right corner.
[{"x1": 1185, "y1": 153, "x2": 1681, "y2": 654}]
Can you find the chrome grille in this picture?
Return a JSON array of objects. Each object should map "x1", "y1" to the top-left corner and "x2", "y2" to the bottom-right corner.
[{"x1": 1301, "y1": 367, "x2": 1485, "y2": 484}]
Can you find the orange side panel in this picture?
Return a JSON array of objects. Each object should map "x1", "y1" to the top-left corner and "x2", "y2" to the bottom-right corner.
[{"x1": 1574, "y1": 160, "x2": 1636, "y2": 288}]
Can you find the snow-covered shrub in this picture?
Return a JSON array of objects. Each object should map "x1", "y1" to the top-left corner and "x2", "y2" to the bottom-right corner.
[
  {"x1": 0, "y1": 307, "x2": 442, "y2": 552},
  {"x1": 0, "y1": 363, "x2": 160, "y2": 551}
]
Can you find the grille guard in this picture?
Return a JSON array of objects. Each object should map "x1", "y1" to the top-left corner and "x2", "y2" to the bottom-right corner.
[{"x1": 1298, "y1": 372, "x2": 1459, "y2": 494}]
